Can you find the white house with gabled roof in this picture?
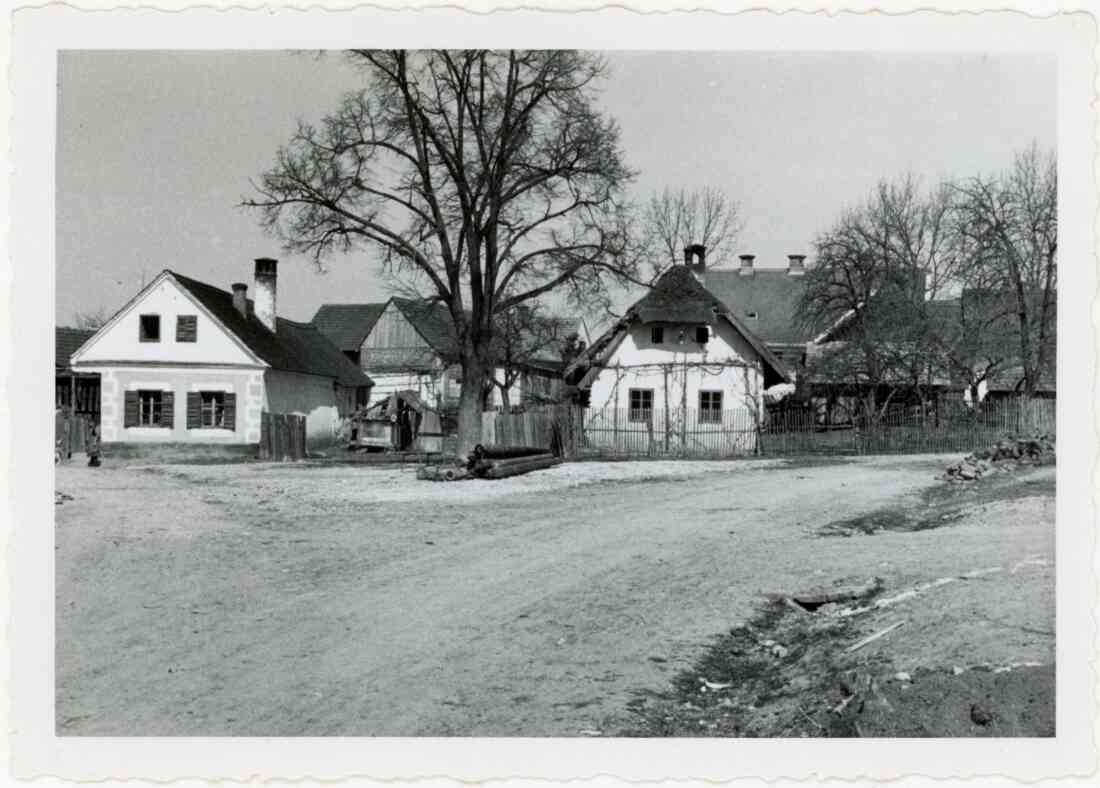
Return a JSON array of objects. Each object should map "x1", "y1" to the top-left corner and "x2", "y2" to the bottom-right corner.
[
  {"x1": 565, "y1": 247, "x2": 790, "y2": 454},
  {"x1": 71, "y1": 258, "x2": 372, "y2": 446}
]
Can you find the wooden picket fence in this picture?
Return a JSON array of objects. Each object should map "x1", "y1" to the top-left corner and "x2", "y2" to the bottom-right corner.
[
  {"x1": 258, "y1": 411, "x2": 307, "y2": 461},
  {"x1": 484, "y1": 397, "x2": 1055, "y2": 460}
]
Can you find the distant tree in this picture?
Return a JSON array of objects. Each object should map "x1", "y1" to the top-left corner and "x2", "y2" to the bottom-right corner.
[
  {"x1": 641, "y1": 186, "x2": 743, "y2": 277},
  {"x1": 797, "y1": 175, "x2": 955, "y2": 422},
  {"x1": 951, "y1": 143, "x2": 1057, "y2": 399},
  {"x1": 244, "y1": 50, "x2": 640, "y2": 455},
  {"x1": 72, "y1": 307, "x2": 110, "y2": 330}
]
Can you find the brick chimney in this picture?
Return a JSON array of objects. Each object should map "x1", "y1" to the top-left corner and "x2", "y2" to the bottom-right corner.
[
  {"x1": 684, "y1": 244, "x2": 706, "y2": 284},
  {"x1": 253, "y1": 258, "x2": 278, "y2": 332},
  {"x1": 787, "y1": 254, "x2": 806, "y2": 277},
  {"x1": 739, "y1": 254, "x2": 755, "y2": 277},
  {"x1": 231, "y1": 282, "x2": 248, "y2": 318}
]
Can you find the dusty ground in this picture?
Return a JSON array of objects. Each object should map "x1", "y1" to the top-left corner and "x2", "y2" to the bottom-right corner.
[{"x1": 55, "y1": 454, "x2": 1054, "y2": 736}]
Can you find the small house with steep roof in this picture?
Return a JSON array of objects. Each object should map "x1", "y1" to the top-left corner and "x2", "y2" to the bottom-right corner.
[
  {"x1": 71, "y1": 258, "x2": 372, "y2": 446},
  {"x1": 565, "y1": 253, "x2": 790, "y2": 453}
]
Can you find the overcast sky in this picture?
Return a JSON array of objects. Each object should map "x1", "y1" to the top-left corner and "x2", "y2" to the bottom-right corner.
[{"x1": 56, "y1": 50, "x2": 1055, "y2": 332}]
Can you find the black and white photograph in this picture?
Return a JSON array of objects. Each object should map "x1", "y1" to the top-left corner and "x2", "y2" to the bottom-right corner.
[{"x1": 6, "y1": 2, "x2": 1096, "y2": 783}]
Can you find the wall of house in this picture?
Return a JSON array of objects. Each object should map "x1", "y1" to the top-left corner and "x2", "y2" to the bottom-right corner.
[
  {"x1": 263, "y1": 369, "x2": 348, "y2": 444},
  {"x1": 583, "y1": 320, "x2": 765, "y2": 452},
  {"x1": 74, "y1": 277, "x2": 259, "y2": 366},
  {"x1": 86, "y1": 365, "x2": 265, "y2": 444}
]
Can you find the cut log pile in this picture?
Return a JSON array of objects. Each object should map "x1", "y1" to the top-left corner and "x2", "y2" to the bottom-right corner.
[
  {"x1": 944, "y1": 433, "x2": 1055, "y2": 482},
  {"x1": 418, "y1": 444, "x2": 562, "y2": 482}
]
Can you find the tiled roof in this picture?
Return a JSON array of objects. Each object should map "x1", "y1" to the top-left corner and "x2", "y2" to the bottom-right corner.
[
  {"x1": 392, "y1": 298, "x2": 461, "y2": 359},
  {"x1": 704, "y1": 269, "x2": 812, "y2": 346},
  {"x1": 567, "y1": 266, "x2": 791, "y2": 385},
  {"x1": 56, "y1": 327, "x2": 96, "y2": 369},
  {"x1": 311, "y1": 303, "x2": 387, "y2": 352},
  {"x1": 171, "y1": 272, "x2": 372, "y2": 388}
]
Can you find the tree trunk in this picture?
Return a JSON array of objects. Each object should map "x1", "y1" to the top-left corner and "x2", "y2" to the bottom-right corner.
[{"x1": 457, "y1": 354, "x2": 488, "y2": 459}]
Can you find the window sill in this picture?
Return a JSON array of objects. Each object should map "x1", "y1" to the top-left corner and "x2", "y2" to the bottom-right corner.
[{"x1": 126, "y1": 426, "x2": 171, "y2": 431}]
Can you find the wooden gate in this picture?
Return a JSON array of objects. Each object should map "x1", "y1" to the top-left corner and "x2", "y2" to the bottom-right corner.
[
  {"x1": 55, "y1": 408, "x2": 96, "y2": 458},
  {"x1": 258, "y1": 412, "x2": 307, "y2": 461}
]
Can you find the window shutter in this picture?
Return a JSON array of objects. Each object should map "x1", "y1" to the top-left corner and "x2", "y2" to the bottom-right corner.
[
  {"x1": 176, "y1": 315, "x2": 197, "y2": 342},
  {"x1": 186, "y1": 392, "x2": 201, "y2": 429},
  {"x1": 123, "y1": 391, "x2": 139, "y2": 428},
  {"x1": 161, "y1": 391, "x2": 175, "y2": 429},
  {"x1": 223, "y1": 392, "x2": 237, "y2": 431}
]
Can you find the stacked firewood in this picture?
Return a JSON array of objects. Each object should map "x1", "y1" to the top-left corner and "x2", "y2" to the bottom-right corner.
[{"x1": 944, "y1": 433, "x2": 1055, "y2": 482}]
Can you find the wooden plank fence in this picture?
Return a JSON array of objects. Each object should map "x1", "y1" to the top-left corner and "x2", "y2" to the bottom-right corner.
[
  {"x1": 258, "y1": 411, "x2": 307, "y2": 461},
  {"x1": 485, "y1": 398, "x2": 1055, "y2": 460},
  {"x1": 55, "y1": 408, "x2": 96, "y2": 458}
]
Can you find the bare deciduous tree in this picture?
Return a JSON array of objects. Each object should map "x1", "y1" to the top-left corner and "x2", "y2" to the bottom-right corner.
[
  {"x1": 642, "y1": 186, "x2": 743, "y2": 277},
  {"x1": 486, "y1": 302, "x2": 575, "y2": 410},
  {"x1": 72, "y1": 307, "x2": 111, "y2": 330},
  {"x1": 797, "y1": 175, "x2": 955, "y2": 422},
  {"x1": 244, "y1": 50, "x2": 639, "y2": 454},
  {"x1": 952, "y1": 143, "x2": 1056, "y2": 399}
]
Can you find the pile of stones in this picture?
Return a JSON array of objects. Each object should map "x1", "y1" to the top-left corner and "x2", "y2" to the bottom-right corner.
[{"x1": 944, "y1": 433, "x2": 1055, "y2": 482}]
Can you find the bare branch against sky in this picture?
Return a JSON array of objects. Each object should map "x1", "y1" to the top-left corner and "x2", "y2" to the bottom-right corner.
[{"x1": 57, "y1": 50, "x2": 1055, "y2": 329}]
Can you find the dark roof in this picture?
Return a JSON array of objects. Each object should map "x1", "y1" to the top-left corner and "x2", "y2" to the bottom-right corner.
[
  {"x1": 311, "y1": 303, "x2": 387, "y2": 352},
  {"x1": 567, "y1": 266, "x2": 790, "y2": 385},
  {"x1": 704, "y1": 269, "x2": 812, "y2": 346},
  {"x1": 56, "y1": 327, "x2": 96, "y2": 369},
  {"x1": 392, "y1": 298, "x2": 461, "y2": 358},
  {"x1": 633, "y1": 265, "x2": 727, "y2": 324},
  {"x1": 171, "y1": 272, "x2": 372, "y2": 387}
]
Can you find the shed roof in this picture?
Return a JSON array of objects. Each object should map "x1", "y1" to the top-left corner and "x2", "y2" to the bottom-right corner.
[{"x1": 56, "y1": 327, "x2": 96, "y2": 370}]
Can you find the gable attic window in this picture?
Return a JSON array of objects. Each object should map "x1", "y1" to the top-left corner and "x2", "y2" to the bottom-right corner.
[
  {"x1": 747, "y1": 311, "x2": 759, "y2": 321},
  {"x1": 651, "y1": 326, "x2": 665, "y2": 344},
  {"x1": 628, "y1": 388, "x2": 653, "y2": 423},
  {"x1": 176, "y1": 315, "x2": 198, "y2": 342},
  {"x1": 695, "y1": 326, "x2": 709, "y2": 344},
  {"x1": 139, "y1": 314, "x2": 161, "y2": 342}
]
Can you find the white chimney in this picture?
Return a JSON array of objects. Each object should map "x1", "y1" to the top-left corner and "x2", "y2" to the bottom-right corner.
[
  {"x1": 787, "y1": 254, "x2": 807, "y2": 277},
  {"x1": 253, "y1": 257, "x2": 278, "y2": 332},
  {"x1": 739, "y1": 254, "x2": 755, "y2": 277}
]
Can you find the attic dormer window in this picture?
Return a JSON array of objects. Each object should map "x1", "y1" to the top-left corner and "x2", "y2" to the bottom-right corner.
[
  {"x1": 695, "y1": 326, "x2": 709, "y2": 344},
  {"x1": 651, "y1": 326, "x2": 664, "y2": 344},
  {"x1": 747, "y1": 311, "x2": 758, "y2": 320}
]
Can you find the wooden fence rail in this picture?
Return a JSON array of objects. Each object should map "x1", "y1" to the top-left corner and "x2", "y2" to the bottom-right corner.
[
  {"x1": 486, "y1": 398, "x2": 1055, "y2": 460},
  {"x1": 258, "y1": 412, "x2": 307, "y2": 461}
]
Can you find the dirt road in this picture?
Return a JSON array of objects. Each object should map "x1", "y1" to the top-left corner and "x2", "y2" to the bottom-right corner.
[{"x1": 55, "y1": 456, "x2": 1054, "y2": 736}]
